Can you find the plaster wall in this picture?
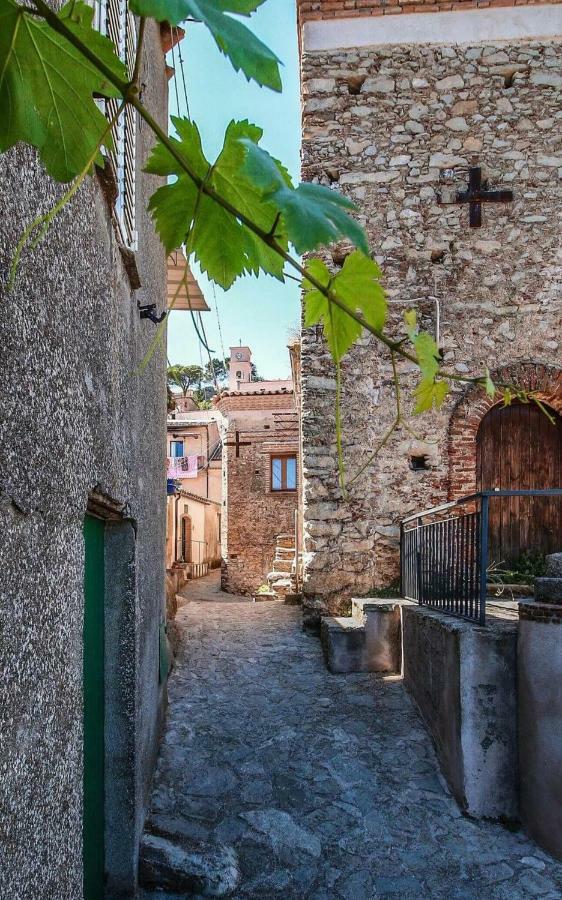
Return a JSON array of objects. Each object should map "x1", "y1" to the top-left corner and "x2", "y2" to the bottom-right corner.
[
  {"x1": 300, "y1": 25, "x2": 562, "y2": 619},
  {"x1": 0, "y1": 19, "x2": 168, "y2": 898},
  {"x1": 403, "y1": 607, "x2": 519, "y2": 819},
  {"x1": 518, "y1": 620, "x2": 562, "y2": 860}
]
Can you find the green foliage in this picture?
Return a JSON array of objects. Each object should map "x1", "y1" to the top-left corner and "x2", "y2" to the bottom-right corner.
[
  {"x1": 167, "y1": 364, "x2": 204, "y2": 394},
  {"x1": 146, "y1": 117, "x2": 288, "y2": 287},
  {"x1": 0, "y1": 0, "x2": 127, "y2": 182},
  {"x1": 484, "y1": 368, "x2": 496, "y2": 398},
  {"x1": 204, "y1": 357, "x2": 229, "y2": 384},
  {"x1": 128, "y1": 0, "x2": 281, "y2": 90},
  {"x1": 303, "y1": 252, "x2": 386, "y2": 362},
  {"x1": 413, "y1": 378, "x2": 449, "y2": 414},
  {"x1": 242, "y1": 141, "x2": 368, "y2": 255},
  {"x1": 404, "y1": 310, "x2": 449, "y2": 414}
]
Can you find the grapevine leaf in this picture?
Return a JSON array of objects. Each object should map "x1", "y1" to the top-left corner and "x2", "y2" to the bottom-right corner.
[
  {"x1": 0, "y1": 0, "x2": 127, "y2": 182},
  {"x1": 414, "y1": 378, "x2": 449, "y2": 414},
  {"x1": 413, "y1": 332, "x2": 440, "y2": 382},
  {"x1": 128, "y1": 0, "x2": 281, "y2": 91},
  {"x1": 304, "y1": 259, "x2": 361, "y2": 363},
  {"x1": 215, "y1": 0, "x2": 266, "y2": 11},
  {"x1": 146, "y1": 117, "x2": 287, "y2": 288},
  {"x1": 331, "y1": 251, "x2": 386, "y2": 333},
  {"x1": 484, "y1": 368, "x2": 496, "y2": 398},
  {"x1": 241, "y1": 141, "x2": 369, "y2": 255},
  {"x1": 403, "y1": 309, "x2": 440, "y2": 382},
  {"x1": 303, "y1": 252, "x2": 385, "y2": 363}
]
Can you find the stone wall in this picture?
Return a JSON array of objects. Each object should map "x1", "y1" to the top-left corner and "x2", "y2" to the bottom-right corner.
[
  {"x1": 220, "y1": 410, "x2": 299, "y2": 595},
  {"x1": 300, "y1": 32, "x2": 562, "y2": 621},
  {"x1": 0, "y1": 20, "x2": 168, "y2": 898}
]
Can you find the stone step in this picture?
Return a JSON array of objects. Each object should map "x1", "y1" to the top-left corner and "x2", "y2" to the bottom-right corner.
[
  {"x1": 276, "y1": 535, "x2": 294, "y2": 549},
  {"x1": 321, "y1": 617, "x2": 366, "y2": 674},
  {"x1": 272, "y1": 559, "x2": 293, "y2": 574},
  {"x1": 275, "y1": 547, "x2": 295, "y2": 560},
  {"x1": 268, "y1": 578, "x2": 293, "y2": 597},
  {"x1": 322, "y1": 598, "x2": 412, "y2": 675},
  {"x1": 534, "y1": 576, "x2": 562, "y2": 605},
  {"x1": 267, "y1": 570, "x2": 290, "y2": 583}
]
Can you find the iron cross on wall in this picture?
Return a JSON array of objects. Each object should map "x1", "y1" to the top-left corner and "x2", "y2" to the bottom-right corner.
[
  {"x1": 442, "y1": 166, "x2": 514, "y2": 227},
  {"x1": 225, "y1": 431, "x2": 251, "y2": 458}
]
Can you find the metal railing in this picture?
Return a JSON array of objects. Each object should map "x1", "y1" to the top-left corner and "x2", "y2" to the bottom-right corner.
[{"x1": 400, "y1": 490, "x2": 562, "y2": 625}]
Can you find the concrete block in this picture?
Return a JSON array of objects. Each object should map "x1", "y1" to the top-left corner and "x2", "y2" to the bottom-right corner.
[
  {"x1": 402, "y1": 606, "x2": 518, "y2": 821},
  {"x1": 352, "y1": 598, "x2": 405, "y2": 673},
  {"x1": 321, "y1": 617, "x2": 366, "y2": 674},
  {"x1": 518, "y1": 618, "x2": 562, "y2": 860},
  {"x1": 545, "y1": 553, "x2": 562, "y2": 578},
  {"x1": 534, "y1": 577, "x2": 562, "y2": 604}
]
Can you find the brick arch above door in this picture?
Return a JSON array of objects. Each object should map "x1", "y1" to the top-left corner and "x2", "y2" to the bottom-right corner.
[{"x1": 447, "y1": 361, "x2": 562, "y2": 500}]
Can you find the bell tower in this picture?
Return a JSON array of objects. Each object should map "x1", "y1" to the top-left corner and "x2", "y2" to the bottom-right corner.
[{"x1": 228, "y1": 344, "x2": 253, "y2": 391}]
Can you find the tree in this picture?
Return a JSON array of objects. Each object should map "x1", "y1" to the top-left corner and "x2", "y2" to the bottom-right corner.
[
  {"x1": 0, "y1": 0, "x2": 529, "y2": 487},
  {"x1": 167, "y1": 364, "x2": 203, "y2": 396},
  {"x1": 250, "y1": 362, "x2": 263, "y2": 382},
  {"x1": 203, "y1": 358, "x2": 229, "y2": 387}
]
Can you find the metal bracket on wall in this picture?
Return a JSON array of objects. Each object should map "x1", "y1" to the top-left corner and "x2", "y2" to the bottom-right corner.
[{"x1": 137, "y1": 301, "x2": 167, "y2": 324}]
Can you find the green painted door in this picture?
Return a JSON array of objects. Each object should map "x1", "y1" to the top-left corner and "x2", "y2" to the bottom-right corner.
[{"x1": 83, "y1": 515, "x2": 105, "y2": 900}]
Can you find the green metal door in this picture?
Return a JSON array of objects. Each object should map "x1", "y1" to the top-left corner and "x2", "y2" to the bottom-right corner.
[{"x1": 83, "y1": 515, "x2": 105, "y2": 899}]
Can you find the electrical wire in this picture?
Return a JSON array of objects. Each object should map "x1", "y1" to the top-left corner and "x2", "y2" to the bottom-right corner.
[
  {"x1": 170, "y1": 31, "x2": 181, "y2": 117},
  {"x1": 213, "y1": 283, "x2": 226, "y2": 365}
]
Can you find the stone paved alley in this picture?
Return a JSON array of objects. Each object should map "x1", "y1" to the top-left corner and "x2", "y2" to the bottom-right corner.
[{"x1": 142, "y1": 572, "x2": 562, "y2": 899}]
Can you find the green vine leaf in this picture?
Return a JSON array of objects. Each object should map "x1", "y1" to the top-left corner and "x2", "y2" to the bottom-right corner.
[
  {"x1": 303, "y1": 251, "x2": 386, "y2": 362},
  {"x1": 0, "y1": 0, "x2": 127, "y2": 182},
  {"x1": 484, "y1": 368, "x2": 496, "y2": 398},
  {"x1": 404, "y1": 309, "x2": 441, "y2": 381},
  {"x1": 146, "y1": 117, "x2": 288, "y2": 288},
  {"x1": 241, "y1": 141, "x2": 368, "y2": 255},
  {"x1": 128, "y1": 0, "x2": 281, "y2": 91},
  {"x1": 414, "y1": 378, "x2": 449, "y2": 414}
]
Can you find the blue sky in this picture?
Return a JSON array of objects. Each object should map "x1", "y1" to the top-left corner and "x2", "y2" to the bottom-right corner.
[{"x1": 166, "y1": 0, "x2": 301, "y2": 380}]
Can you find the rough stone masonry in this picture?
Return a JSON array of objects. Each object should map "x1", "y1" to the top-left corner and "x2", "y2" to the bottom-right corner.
[{"x1": 297, "y1": 1, "x2": 562, "y2": 624}]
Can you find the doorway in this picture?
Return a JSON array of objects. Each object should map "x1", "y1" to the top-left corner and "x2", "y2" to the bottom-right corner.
[
  {"x1": 476, "y1": 401, "x2": 562, "y2": 564},
  {"x1": 83, "y1": 514, "x2": 105, "y2": 900},
  {"x1": 83, "y1": 508, "x2": 138, "y2": 897}
]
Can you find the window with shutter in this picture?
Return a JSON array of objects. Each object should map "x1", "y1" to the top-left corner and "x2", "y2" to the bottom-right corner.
[{"x1": 91, "y1": 0, "x2": 138, "y2": 251}]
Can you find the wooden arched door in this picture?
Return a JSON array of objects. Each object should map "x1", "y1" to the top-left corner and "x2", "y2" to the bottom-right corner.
[{"x1": 476, "y1": 402, "x2": 562, "y2": 565}]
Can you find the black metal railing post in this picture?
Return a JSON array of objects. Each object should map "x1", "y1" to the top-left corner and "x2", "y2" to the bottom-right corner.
[{"x1": 478, "y1": 494, "x2": 489, "y2": 625}]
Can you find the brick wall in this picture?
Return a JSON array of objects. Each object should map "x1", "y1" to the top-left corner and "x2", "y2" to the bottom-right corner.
[
  {"x1": 221, "y1": 412, "x2": 299, "y2": 595},
  {"x1": 298, "y1": 0, "x2": 559, "y2": 23},
  {"x1": 215, "y1": 392, "x2": 295, "y2": 414}
]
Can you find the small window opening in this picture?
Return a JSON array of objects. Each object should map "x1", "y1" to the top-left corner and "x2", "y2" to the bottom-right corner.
[
  {"x1": 347, "y1": 74, "x2": 366, "y2": 95},
  {"x1": 410, "y1": 454, "x2": 429, "y2": 471}
]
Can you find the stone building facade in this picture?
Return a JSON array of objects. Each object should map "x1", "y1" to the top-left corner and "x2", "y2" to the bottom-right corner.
[
  {"x1": 0, "y1": 19, "x2": 169, "y2": 900},
  {"x1": 297, "y1": 0, "x2": 562, "y2": 624},
  {"x1": 216, "y1": 350, "x2": 299, "y2": 596}
]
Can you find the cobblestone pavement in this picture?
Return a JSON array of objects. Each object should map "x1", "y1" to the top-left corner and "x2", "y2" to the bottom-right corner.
[{"x1": 144, "y1": 573, "x2": 562, "y2": 899}]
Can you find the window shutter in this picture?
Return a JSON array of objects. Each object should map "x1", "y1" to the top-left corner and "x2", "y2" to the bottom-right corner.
[{"x1": 94, "y1": 0, "x2": 137, "y2": 251}]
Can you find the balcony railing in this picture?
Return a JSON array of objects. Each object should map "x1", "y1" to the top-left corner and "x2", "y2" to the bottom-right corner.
[{"x1": 400, "y1": 490, "x2": 562, "y2": 625}]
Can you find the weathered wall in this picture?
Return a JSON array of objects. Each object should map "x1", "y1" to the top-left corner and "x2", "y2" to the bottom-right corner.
[
  {"x1": 403, "y1": 607, "x2": 519, "y2": 819},
  {"x1": 0, "y1": 19, "x2": 168, "y2": 899},
  {"x1": 300, "y1": 26, "x2": 562, "y2": 619},
  {"x1": 518, "y1": 591, "x2": 562, "y2": 860},
  {"x1": 220, "y1": 408, "x2": 299, "y2": 595}
]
